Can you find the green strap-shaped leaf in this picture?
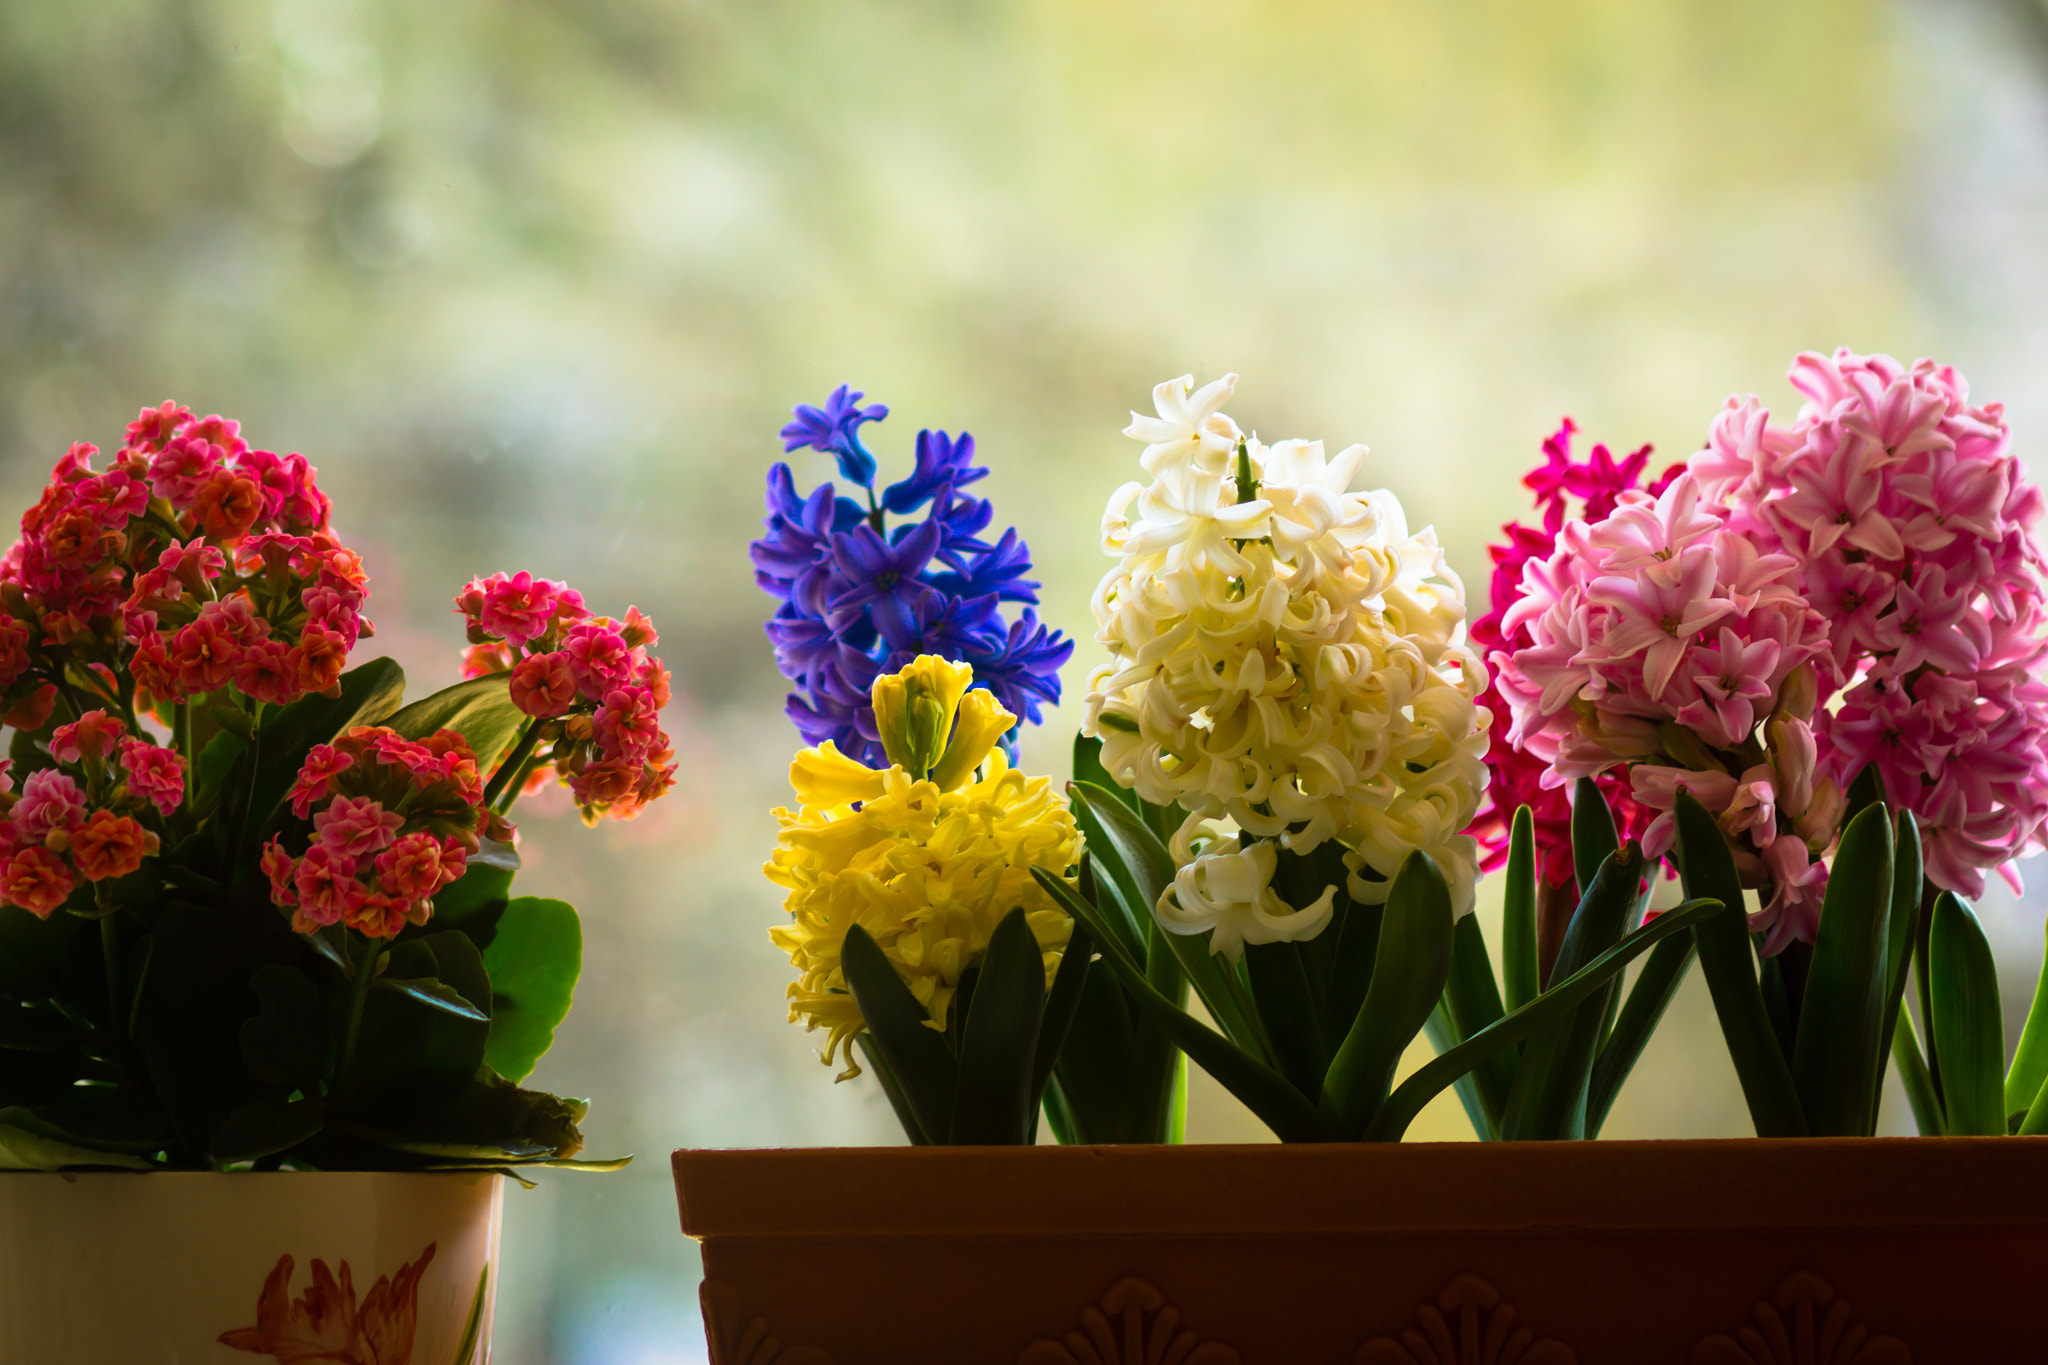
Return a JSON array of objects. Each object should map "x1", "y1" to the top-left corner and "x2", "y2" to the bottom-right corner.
[
  {"x1": 1068, "y1": 782, "x2": 1267, "y2": 1061},
  {"x1": 1364, "y1": 897, "x2": 1722, "y2": 1142},
  {"x1": 2018, "y1": 1076, "x2": 2048, "y2": 1136},
  {"x1": 1051, "y1": 960, "x2": 1133, "y2": 1144},
  {"x1": 1039, "y1": 1075, "x2": 1079, "y2": 1146},
  {"x1": 1792, "y1": 801, "x2": 1894, "y2": 1136},
  {"x1": 386, "y1": 672, "x2": 529, "y2": 776},
  {"x1": 1032, "y1": 866, "x2": 1332, "y2": 1142},
  {"x1": 1497, "y1": 843, "x2": 1644, "y2": 1141},
  {"x1": 1320, "y1": 851, "x2": 1455, "y2": 1141},
  {"x1": 1245, "y1": 939, "x2": 1327, "y2": 1101},
  {"x1": 854, "y1": 1037, "x2": 928, "y2": 1145},
  {"x1": 1673, "y1": 790, "x2": 1807, "y2": 1137},
  {"x1": 1571, "y1": 777, "x2": 1619, "y2": 908},
  {"x1": 1118, "y1": 915, "x2": 1190, "y2": 1143},
  {"x1": 1422, "y1": 1002, "x2": 1495, "y2": 1141},
  {"x1": 1065, "y1": 809, "x2": 1149, "y2": 968},
  {"x1": 1929, "y1": 891, "x2": 2006, "y2": 1136},
  {"x1": 2004, "y1": 915, "x2": 2048, "y2": 1120},
  {"x1": 840, "y1": 923, "x2": 957, "y2": 1145},
  {"x1": 1502, "y1": 806, "x2": 1540, "y2": 1013},
  {"x1": 1442, "y1": 911, "x2": 1511, "y2": 1132},
  {"x1": 949, "y1": 906, "x2": 1048, "y2": 1144},
  {"x1": 1585, "y1": 931, "x2": 1695, "y2": 1136},
  {"x1": 1872, "y1": 811, "x2": 1923, "y2": 1133},
  {"x1": 1031, "y1": 918, "x2": 1094, "y2": 1107},
  {"x1": 481, "y1": 896, "x2": 582, "y2": 1084},
  {"x1": 1889, "y1": 1005, "x2": 1944, "y2": 1137}
]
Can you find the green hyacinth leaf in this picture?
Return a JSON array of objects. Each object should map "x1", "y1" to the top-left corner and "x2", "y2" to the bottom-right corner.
[
  {"x1": 1031, "y1": 866, "x2": 1330, "y2": 1142},
  {"x1": 1502, "y1": 806, "x2": 1541, "y2": 1013},
  {"x1": 1365, "y1": 897, "x2": 1721, "y2": 1142},
  {"x1": 1321, "y1": 850, "x2": 1455, "y2": 1141},
  {"x1": 1586, "y1": 929, "x2": 1696, "y2": 1137},
  {"x1": 1497, "y1": 842, "x2": 1643, "y2": 1141},
  {"x1": 1570, "y1": 777, "x2": 1619, "y2": 910},
  {"x1": 2004, "y1": 915, "x2": 2048, "y2": 1121},
  {"x1": 1872, "y1": 810, "x2": 1924, "y2": 1134},
  {"x1": 1673, "y1": 789, "x2": 1807, "y2": 1138},
  {"x1": 1068, "y1": 781, "x2": 1265, "y2": 1061},
  {"x1": 1792, "y1": 800, "x2": 1894, "y2": 1136},
  {"x1": 1930, "y1": 891, "x2": 2006, "y2": 1137},
  {"x1": 840, "y1": 923, "x2": 957, "y2": 1145},
  {"x1": 949, "y1": 905, "x2": 1048, "y2": 1144},
  {"x1": 1441, "y1": 910, "x2": 1512, "y2": 1134}
]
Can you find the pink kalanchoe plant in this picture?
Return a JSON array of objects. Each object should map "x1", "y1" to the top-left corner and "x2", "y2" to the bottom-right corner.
[
  {"x1": 456, "y1": 574, "x2": 675, "y2": 824},
  {"x1": 1492, "y1": 350, "x2": 2048, "y2": 955}
]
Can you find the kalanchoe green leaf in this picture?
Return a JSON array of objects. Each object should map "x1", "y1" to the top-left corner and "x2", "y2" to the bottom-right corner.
[{"x1": 480, "y1": 897, "x2": 582, "y2": 1085}]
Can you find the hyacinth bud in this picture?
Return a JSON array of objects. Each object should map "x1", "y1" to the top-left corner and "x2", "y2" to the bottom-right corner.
[
  {"x1": 927, "y1": 688, "x2": 1017, "y2": 792},
  {"x1": 1767, "y1": 712, "x2": 1818, "y2": 817},
  {"x1": 1657, "y1": 721, "x2": 1720, "y2": 772},
  {"x1": 871, "y1": 655, "x2": 972, "y2": 780},
  {"x1": 1796, "y1": 774, "x2": 1846, "y2": 851},
  {"x1": 1777, "y1": 663, "x2": 1818, "y2": 722}
]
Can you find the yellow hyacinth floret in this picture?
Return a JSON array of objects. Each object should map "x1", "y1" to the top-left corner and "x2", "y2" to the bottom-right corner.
[{"x1": 766, "y1": 656, "x2": 1081, "y2": 1076}]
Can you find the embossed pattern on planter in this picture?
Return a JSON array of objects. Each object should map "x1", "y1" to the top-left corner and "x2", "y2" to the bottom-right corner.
[
  {"x1": 1690, "y1": 1273, "x2": 1911, "y2": 1365},
  {"x1": 700, "y1": 1279, "x2": 834, "y2": 1365},
  {"x1": 1018, "y1": 1276, "x2": 1241, "y2": 1365},
  {"x1": 1354, "y1": 1274, "x2": 1577, "y2": 1365}
]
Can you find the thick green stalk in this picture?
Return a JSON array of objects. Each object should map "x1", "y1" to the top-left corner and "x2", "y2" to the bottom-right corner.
[
  {"x1": 482, "y1": 718, "x2": 545, "y2": 811},
  {"x1": 339, "y1": 937, "x2": 382, "y2": 1085}
]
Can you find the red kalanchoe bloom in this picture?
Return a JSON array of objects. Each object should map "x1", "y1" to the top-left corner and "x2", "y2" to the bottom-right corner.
[
  {"x1": 50, "y1": 709, "x2": 127, "y2": 764},
  {"x1": 263, "y1": 726, "x2": 493, "y2": 938},
  {"x1": 453, "y1": 574, "x2": 678, "y2": 825},
  {"x1": 2, "y1": 846, "x2": 75, "y2": 918},
  {"x1": 70, "y1": 810, "x2": 157, "y2": 882}
]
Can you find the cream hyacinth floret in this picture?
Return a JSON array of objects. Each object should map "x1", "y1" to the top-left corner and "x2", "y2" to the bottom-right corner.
[{"x1": 1083, "y1": 373, "x2": 1490, "y2": 959}]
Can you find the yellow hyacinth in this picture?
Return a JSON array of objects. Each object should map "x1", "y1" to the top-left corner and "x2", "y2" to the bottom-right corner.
[{"x1": 766, "y1": 656, "x2": 1081, "y2": 1077}]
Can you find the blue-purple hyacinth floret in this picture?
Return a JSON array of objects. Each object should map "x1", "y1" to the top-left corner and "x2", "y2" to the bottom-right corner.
[{"x1": 755, "y1": 392, "x2": 1072, "y2": 765}]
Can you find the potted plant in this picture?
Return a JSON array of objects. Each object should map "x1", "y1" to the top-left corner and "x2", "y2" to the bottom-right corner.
[
  {"x1": 677, "y1": 359, "x2": 2048, "y2": 1359},
  {"x1": 0, "y1": 405, "x2": 671, "y2": 1362}
]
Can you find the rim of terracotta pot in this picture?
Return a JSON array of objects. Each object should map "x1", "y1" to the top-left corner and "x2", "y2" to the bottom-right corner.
[{"x1": 675, "y1": 1136, "x2": 2048, "y2": 1239}]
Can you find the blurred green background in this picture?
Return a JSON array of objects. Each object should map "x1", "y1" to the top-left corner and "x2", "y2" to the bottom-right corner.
[{"x1": 7, "y1": 0, "x2": 2048, "y2": 1358}]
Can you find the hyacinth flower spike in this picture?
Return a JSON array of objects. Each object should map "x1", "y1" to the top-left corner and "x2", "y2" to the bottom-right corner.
[{"x1": 1028, "y1": 376, "x2": 1722, "y2": 1143}]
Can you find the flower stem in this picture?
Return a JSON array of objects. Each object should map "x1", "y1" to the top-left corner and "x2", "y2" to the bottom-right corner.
[
  {"x1": 99, "y1": 911, "x2": 125, "y2": 1053},
  {"x1": 483, "y1": 718, "x2": 545, "y2": 811},
  {"x1": 173, "y1": 700, "x2": 193, "y2": 795},
  {"x1": 339, "y1": 936, "x2": 382, "y2": 1085}
]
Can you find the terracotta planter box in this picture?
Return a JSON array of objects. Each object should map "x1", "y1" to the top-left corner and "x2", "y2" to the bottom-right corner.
[
  {"x1": 674, "y1": 1138, "x2": 2048, "y2": 1362},
  {"x1": 0, "y1": 1170, "x2": 502, "y2": 1364}
]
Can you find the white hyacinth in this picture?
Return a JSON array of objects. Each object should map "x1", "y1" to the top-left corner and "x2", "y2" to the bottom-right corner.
[{"x1": 1084, "y1": 373, "x2": 1490, "y2": 959}]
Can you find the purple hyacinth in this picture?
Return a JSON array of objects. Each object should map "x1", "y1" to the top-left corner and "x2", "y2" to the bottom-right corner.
[{"x1": 751, "y1": 389, "x2": 1073, "y2": 765}]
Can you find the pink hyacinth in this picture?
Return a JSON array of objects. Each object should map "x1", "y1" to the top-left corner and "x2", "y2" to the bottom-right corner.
[{"x1": 1492, "y1": 350, "x2": 2048, "y2": 953}]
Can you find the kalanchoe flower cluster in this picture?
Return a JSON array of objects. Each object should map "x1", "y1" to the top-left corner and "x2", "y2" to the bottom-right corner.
[
  {"x1": 767, "y1": 656, "x2": 1079, "y2": 1076},
  {"x1": 261, "y1": 726, "x2": 497, "y2": 938},
  {"x1": 1469, "y1": 420, "x2": 1683, "y2": 888},
  {"x1": 0, "y1": 709, "x2": 184, "y2": 918},
  {"x1": 0, "y1": 404, "x2": 368, "y2": 717},
  {"x1": 752, "y1": 386, "x2": 1073, "y2": 767},
  {"x1": 1494, "y1": 350, "x2": 2048, "y2": 952},
  {"x1": 456, "y1": 573, "x2": 676, "y2": 823},
  {"x1": 1085, "y1": 374, "x2": 1491, "y2": 958}
]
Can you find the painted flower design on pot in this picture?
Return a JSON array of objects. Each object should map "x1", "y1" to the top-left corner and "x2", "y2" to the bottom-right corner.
[{"x1": 219, "y1": 1242, "x2": 436, "y2": 1365}]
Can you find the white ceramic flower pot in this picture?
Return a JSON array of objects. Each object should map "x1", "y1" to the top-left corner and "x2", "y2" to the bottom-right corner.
[{"x1": 0, "y1": 1170, "x2": 502, "y2": 1365}]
